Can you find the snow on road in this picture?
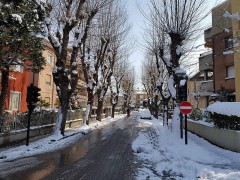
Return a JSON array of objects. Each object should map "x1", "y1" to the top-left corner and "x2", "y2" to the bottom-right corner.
[
  {"x1": 132, "y1": 116, "x2": 240, "y2": 180},
  {"x1": 0, "y1": 115, "x2": 125, "y2": 162}
]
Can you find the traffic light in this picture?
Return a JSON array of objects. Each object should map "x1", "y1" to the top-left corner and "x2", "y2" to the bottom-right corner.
[
  {"x1": 32, "y1": 86, "x2": 41, "y2": 103},
  {"x1": 179, "y1": 82, "x2": 187, "y2": 101},
  {"x1": 27, "y1": 84, "x2": 34, "y2": 105},
  {"x1": 26, "y1": 83, "x2": 41, "y2": 106}
]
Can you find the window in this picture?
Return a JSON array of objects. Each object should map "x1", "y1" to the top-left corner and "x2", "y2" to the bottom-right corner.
[
  {"x1": 224, "y1": 36, "x2": 233, "y2": 49},
  {"x1": 10, "y1": 65, "x2": 23, "y2": 73},
  {"x1": 226, "y1": 65, "x2": 235, "y2": 78},
  {"x1": 44, "y1": 97, "x2": 50, "y2": 103},
  {"x1": 46, "y1": 74, "x2": 51, "y2": 85},
  {"x1": 47, "y1": 54, "x2": 53, "y2": 64},
  {"x1": 9, "y1": 91, "x2": 21, "y2": 110}
]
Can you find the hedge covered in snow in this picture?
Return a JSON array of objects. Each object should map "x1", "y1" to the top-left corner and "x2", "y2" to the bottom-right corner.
[{"x1": 207, "y1": 102, "x2": 240, "y2": 130}]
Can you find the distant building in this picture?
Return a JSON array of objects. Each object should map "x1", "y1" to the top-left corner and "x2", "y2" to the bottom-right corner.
[{"x1": 132, "y1": 90, "x2": 148, "y2": 108}]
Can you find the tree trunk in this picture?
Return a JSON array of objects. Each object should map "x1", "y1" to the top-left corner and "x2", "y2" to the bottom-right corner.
[
  {"x1": 96, "y1": 100, "x2": 103, "y2": 121},
  {"x1": 123, "y1": 99, "x2": 127, "y2": 114},
  {"x1": 111, "y1": 104, "x2": 116, "y2": 118},
  {"x1": 147, "y1": 99, "x2": 152, "y2": 113},
  {"x1": 55, "y1": 91, "x2": 69, "y2": 136},
  {"x1": 60, "y1": 98, "x2": 69, "y2": 136},
  {"x1": 163, "y1": 103, "x2": 165, "y2": 126},
  {"x1": 0, "y1": 68, "x2": 9, "y2": 116},
  {"x1": 166, "y1": 101, "x2": 169, "y2": 126},
  {"x1": 154, "y1": 95, "x2": 158, "y2": 118},
  {"x1": 85, "y1": 88, "x2": 94, "y2": 125}
]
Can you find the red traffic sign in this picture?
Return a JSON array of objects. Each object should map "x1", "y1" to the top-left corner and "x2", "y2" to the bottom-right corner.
[{"x1": 180, "y1": 101, "x2": 192, "y2": 114}]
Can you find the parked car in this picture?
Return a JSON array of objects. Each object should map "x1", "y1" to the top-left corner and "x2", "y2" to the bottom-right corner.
[{"x1": 140, "y1": 109, "x2": 152, "y2": 120}]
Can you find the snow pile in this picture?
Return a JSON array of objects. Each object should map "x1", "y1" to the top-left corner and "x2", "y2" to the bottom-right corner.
[
  {"x1": 223, "y1": 11, "x2": 240, "y2": 21},
  {"x1": 11, "y1": 14, "x2": 22, "y2": 23},
  {"x1": 180, "y1": 79, "x2": 186, "y2": 86},
  {"x1": 175, "y1": 68, "x2": 186, "y2": 76},
  {"x1": 132, "y1": 117, "x2": 240, "y2": 179},
  {"x1": 168, "y1": 75, "x2": 176, "y2": 98},
  {"x1": 176, "y1": 45, "x2": 182, "y2": 55},
  {"x1": 0, "y1": 115, "x2": 125, "y2": 162},
  {"x1": 207, "y1": 102, "x2": 240, "y2": 117},
  {"x1": 223, "y1": 50, "x2": 234, "y2": 55},
  {"x1": 139, "y1": 109, "x2": 152, "y2": 119}
]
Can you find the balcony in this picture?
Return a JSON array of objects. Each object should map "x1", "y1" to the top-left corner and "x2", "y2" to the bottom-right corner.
[
  {"x1": 200, "y1": 80, "x2": 214, "y2": 96},
  {"x1": 204, "y1": 27, "x2": 212, "y2": 40},
  {"x1": 204, "y1": 27, "x2": 213, "y2": 48},
  {"x1": 199, "y1": 52, "x2": 213, "y2": 72}
]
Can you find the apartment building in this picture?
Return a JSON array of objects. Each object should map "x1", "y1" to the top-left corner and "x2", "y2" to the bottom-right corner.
[
  {"x1": 1, "y1": 39, "x2": 88, "y2": 113},
  {"x1": 188, "y1": 51, "x2": 214, "y2": 109},
  {"x1": 30, "y1": 39, "x2": 58, "y2": 108},
  {"x1": 132, "y1": 90, "x2": 148, "y2": 108},
  {"x1": 204, "y1": 0, "x2": 240, "y2": 102}
]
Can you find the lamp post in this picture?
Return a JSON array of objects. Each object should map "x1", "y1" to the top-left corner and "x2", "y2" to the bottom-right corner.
[{"x1": 175, "y1": 68, "x2": 187, "y2": 139}]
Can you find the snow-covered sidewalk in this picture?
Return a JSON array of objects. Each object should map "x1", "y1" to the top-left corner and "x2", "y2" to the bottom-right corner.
[
  {"x1": 132, "y1": 116, "x2": 240, "y2": 179},
  {"x1": 0, "y1": 115, "x2": 125, "y2": 162}
]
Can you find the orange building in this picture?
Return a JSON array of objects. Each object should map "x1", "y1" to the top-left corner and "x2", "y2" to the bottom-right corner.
[{"x1": 1, "y1": 65, "x2": 30, "y2": 112}]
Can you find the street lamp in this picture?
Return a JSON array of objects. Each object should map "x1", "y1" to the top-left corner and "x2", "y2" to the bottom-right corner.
[{"x1": 175, "y1": 68, "x2": 187, "y2": 139}]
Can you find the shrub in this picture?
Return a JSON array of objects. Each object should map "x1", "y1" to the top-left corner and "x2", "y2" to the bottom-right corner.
[
  {"x1": 209, "y1": 112, "x2": 240, "y2": 130},
  {"x1": 189, "y1": 108, "x2": 204, "y2": 121},
  {"x1": 207, "y1": 102, "x2": 240, "y2": 130}
]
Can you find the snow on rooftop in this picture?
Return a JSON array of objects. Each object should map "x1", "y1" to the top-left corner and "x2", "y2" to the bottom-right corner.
[{"x1": 207, "y1": 102, "x2": 240, "y2": 117}]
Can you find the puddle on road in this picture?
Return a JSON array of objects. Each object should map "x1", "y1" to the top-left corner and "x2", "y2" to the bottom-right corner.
[{"x1": 6, "y1": 116, "x2": 136, "y2": 180}]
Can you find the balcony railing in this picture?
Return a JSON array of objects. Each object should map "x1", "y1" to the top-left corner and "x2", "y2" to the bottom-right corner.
[
  {"x1": 199, "y1": 53, "x2": 213, "y2": 72},
  {"x1": 200, "y1": 80, "x2": 214, "y2": 94},
  {"x1": 204, "y1": 27, "x2": 212, "y2": 40}
]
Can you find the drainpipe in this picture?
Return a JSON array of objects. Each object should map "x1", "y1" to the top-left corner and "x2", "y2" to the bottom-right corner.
[
  {"x1": 51, "y1": 56, "x2": 56, "y2": 108},
  {"x1": 212, "y1": 36, "x2": 216, "y2": 93}
]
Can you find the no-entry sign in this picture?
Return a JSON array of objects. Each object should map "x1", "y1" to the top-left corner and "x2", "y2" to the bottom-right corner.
[{"x1": 180, "y1": 101, "x2": 192, "y2": 114}]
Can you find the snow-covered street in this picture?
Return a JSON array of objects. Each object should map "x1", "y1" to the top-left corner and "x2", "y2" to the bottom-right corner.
[
  {"x1": 132, "y1": 116, "x2": 240, "y2": 180},
  {"x1": 0, "y1": 114, "x2": 140, "y2": 179},
  {"x1": 0, "y1": 115, "x2": 125, "y2": 162}
]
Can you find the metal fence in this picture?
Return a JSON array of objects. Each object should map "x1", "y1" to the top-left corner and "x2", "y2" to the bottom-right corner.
[
  {"x1": 0, "y1": 107, "x2": 122, "y2": 133},
  {"x1": 0, "y1": 110, "x2": 57, "y2": 133}
]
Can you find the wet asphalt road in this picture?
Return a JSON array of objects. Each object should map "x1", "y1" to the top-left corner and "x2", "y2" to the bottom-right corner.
[{"x1": 0, "y1": 114, "x2": 141, "y2": 180}]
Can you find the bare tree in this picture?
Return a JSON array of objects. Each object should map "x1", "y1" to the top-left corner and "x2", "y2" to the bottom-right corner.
[
  {"x1": 109, "y1": 57, "x2": 129, "y2": 118},
  {"x1": 121, "y1": 64, "x2": 135, "y2": 114},
  {"x1": 41, "y1": 0, "x2": 110, "y2": 135},
  {"x1": 140, "y1": 0, "x2": 208, "y2": 121},
  {"x1": 78, "y1": 1, "x2": 129, "y2": 122},
  {"x1": 142, "y1": 53, "x2": 158, "y2": 117}
]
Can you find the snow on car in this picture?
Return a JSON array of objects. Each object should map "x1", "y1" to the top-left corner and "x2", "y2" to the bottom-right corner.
[{"x1": 139, "y1": 109, "x2": 152, "y2": 120}]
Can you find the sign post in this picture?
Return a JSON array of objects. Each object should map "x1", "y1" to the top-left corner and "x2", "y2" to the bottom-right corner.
[{"x1": 180, "y1": 101, "x2": 192, "y2": 145}]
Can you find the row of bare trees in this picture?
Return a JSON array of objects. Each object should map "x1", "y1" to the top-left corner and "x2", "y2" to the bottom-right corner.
[
  {"x1": 40, "y1": 0, "x2": 133, "y2": 135},
  {"x1": 141, "y1": 0, "x2": 209, "y2": 121}
]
